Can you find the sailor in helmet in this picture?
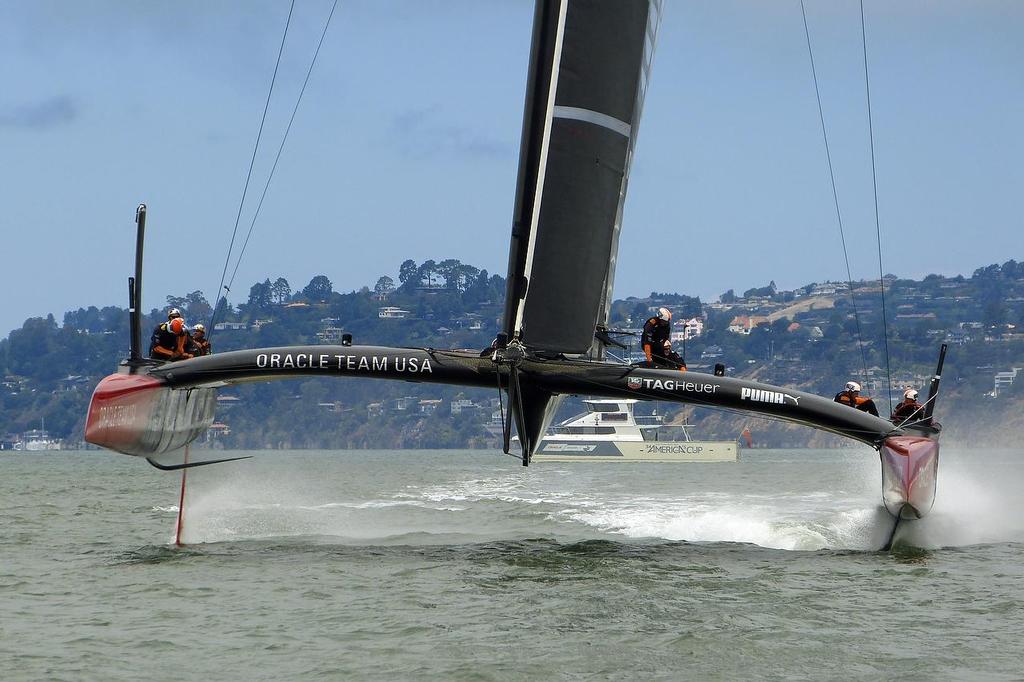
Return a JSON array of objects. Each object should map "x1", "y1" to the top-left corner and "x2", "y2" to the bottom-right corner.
[
  {"x1": 641, "y1": 307, "x2": 686, "y2": 371},
  {"x1": 149, "y1": 316, "x2": 194, "y2": 362},
  {"x1": 189, "y1": 323, "x2": 212, "y2": 357},
  {"x1": 167, "y1": 307, "x2": 182, "y2": 321},
  {"x1": 834, "y1": 380, "x2": 879, "y2": 416},
  {"x1": 890, "y1": 388, "x2": 924, "y2": 423}
]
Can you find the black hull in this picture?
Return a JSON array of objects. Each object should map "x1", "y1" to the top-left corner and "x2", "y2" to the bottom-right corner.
[{"x1": 141, "y1": 344, "x2": 908, "y2": 446}]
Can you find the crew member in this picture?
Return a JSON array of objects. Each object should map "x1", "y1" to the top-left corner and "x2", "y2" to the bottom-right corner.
[
  {"x1": 834, "y1": 381, "x2": 879, "y2": 416},
  {"x1": 190, "y1": 323, "x2": 212, "y2": 357},
  {"x1": 890, "y1": 388, "x2": 923, "y2": 423},
  {"x1": 642, "y1": 308, "x2": 686, "y2": 370},
  {"x1": 149, "y1": 317, "x2": 193, "y2": 361},
  {"x1": 167, "y1": 307, "x2": 182, "y2": 321}
]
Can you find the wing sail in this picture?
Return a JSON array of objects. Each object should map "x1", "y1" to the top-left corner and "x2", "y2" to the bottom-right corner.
[{"x1": 502, "y1": 0, "x2": 662, "y2": 356}]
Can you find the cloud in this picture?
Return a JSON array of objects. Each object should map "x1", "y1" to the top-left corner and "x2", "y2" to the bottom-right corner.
[
  {"x1": 0, "y1": 95, "x2": 78, "y2": 130},
  {"x1": 391, "y1": 107, "x2": 509, "y2": 160}
]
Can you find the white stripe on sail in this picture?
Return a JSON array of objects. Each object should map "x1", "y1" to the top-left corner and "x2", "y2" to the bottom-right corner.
[
  {"x1": 552, "y1": 106, "x2": 631, "y2": 137},
  {"x1": 514, "y1": 0, "x2": 569, "y2": 338}
]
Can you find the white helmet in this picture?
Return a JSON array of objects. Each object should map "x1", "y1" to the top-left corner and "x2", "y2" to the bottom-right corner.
[
  {"x1": 658, "y1": 307, "x2": 672, "y2": 321},
  {"x1": 193, "y1": 323, "x2": 205, "y2": 333},
  {"x1": 845, "y1": 381, "x2": 861, "y2": 392},
  {"x1": 167, "y1": 308, "x2": 182, "y2": 320},
  {"x1": 904, "y1": 389, "x2": 918, "y2": 400}
]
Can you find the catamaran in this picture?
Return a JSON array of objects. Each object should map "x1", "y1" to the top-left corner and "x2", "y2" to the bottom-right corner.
[{"x1": 85, "y1": 0, "x2": 944, "y2": 536}]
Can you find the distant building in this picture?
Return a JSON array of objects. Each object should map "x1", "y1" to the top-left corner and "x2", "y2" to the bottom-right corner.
[
  {"x1": 728, "y1": 315, "x2": 768, "y2": 334},
  {"x1": 701, "y1": 344, "x2": 724, "y2": 360},
  {"x1": 994, "y1": 368, "x2": 1021, "y2": 397},
  {"x1": 450, "y1": 399, "x2": 476, "y2": 415},
  {"x1": 379, "y1": 306, "x2": 410, "y2": 319},
  {"x1": 317, "y1": 327, "x2": 346, "y2": 344},
  {"x1": 419, "y1": 399, "x2": 442, "y2": 414},
  {"x1": 671, "y1": 317, "x2": 704, "y2": 343},
  {"x1": 946, "y1": 329, "x2": 970, "y2": 346},
  {"x1": 213, "y1": 321, "x2": 247, "y2": 331}
]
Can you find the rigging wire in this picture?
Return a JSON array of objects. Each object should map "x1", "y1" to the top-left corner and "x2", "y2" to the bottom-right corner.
[
  {"x1": 224, "y1": 0, "x2": 340, "y2": 300},
  {"x1": 208, "y1": 0, "x2": 297, "y2": 338},
  {"x1": 799, "y1": 0, "x2": 869, "y2": 383},
  {"x1": 859, "y1": 0, "x2": 894, "y2": 408}
]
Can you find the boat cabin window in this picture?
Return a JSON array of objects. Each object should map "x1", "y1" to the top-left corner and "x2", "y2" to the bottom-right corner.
[
  {"x1": 600, "y1": 413, "x2": 628, "y2": 422},
  {"x1": 589, "y1": 403, "x2": 622, "y2": 412},
  {"x1": 562, "y1": 426, "x2": 617, "y2": 435}
]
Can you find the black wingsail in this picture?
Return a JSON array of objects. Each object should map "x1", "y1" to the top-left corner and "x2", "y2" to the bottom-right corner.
[{"x1": 502, "y1": 0, "x2": 662, "y2": 357}]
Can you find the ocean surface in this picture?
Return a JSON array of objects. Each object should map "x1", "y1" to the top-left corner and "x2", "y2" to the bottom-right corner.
[{"x1": 3, "y1": 447, "x2": 1023, "y2": 680}]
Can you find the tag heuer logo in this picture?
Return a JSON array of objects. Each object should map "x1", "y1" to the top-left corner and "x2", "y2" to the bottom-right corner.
[{"x1": 627, "y1": 376, "x2": 643, "y2": 390}]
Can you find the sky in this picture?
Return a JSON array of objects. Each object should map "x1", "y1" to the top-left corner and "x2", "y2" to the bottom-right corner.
[{"x1": 1, "y1": 0, "x2": 1021, "y2": 338}]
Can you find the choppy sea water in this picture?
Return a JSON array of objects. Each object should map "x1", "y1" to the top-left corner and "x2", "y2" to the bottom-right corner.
[{"x1": 2, "y1": 447, "x2": 1023, "y2": 680}]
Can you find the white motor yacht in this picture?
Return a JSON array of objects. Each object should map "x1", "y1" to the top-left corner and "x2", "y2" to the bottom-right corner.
[{"x1": 531, "y1": 399, "x2": 737, "y2": 462}]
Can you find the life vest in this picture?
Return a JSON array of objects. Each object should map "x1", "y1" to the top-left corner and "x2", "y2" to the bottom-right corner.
[
  {"x1": 149, "y1": 322, "x2": 189, "y2": 360},
  {"x1": 891, "y1": 401, "x2": 923, "y2": 422},
  {"x1": 191, "y1": 336, "x2": 212, "y2": 357},
  {"x1": 834, "y1": 391, "x2": 879, "y2": 416}
]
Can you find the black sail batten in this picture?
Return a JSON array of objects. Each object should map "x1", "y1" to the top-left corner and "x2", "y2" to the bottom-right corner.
[{"x1": 501, "y1": 0, "x2": 662, "y2": 356}]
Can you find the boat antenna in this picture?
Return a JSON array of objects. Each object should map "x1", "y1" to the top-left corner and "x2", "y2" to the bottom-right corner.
[
  {"x1": 860, "y1": 0, "x2": 894, "y2": 408},
  {"x1": 223, "y1": 0, "x2": 340, "y2": 306},
  {"x1": 208, "y1": 0, "x2": 296, "y2": 339},
  {"x1": 799, "y1": 0, "x2": 868, "y2": 384}
]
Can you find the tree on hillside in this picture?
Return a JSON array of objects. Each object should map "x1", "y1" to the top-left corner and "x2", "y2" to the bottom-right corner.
[
  {"x1": 398, "y1": 259, "x2": 418, "y2": 286},
  {"x1": 455, "y1": 264, "x2": 481, "y2": 292},
  {"x1": 418, "y1": 260, "x2": 438, "y2": 288},
  {"x1": 436, "y1": 259, "x2": 466, "y2": 289},
  {"x1": 165, "y1": 295, "x2": 187, "y2": 315},
  {"x1": 374, "y1": 276, "x2": 395, "y2": 300},
  {"x1": 302, "y1": 275, "x2": 333, "y2": 302},
  {"x1": 248, "y1": 279, "x2": 273, "y2": 310},
  {"x1": 214, "y1": 295, "x2": 233, "y2": 321},
  {"x1": 271, "y1": 278, "x2": 292, "y2": 304},
  {"x1": 184, "y1": 290, "x2": 212, "y2": 323}
]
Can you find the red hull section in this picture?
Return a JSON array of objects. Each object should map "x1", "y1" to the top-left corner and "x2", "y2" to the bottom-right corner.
[
  {"x1": 85, "y1": 373, "x2": 216, "y2": 456},
  {"x1": 880, "y1": 436, "x2": 939, "y2": 518}
]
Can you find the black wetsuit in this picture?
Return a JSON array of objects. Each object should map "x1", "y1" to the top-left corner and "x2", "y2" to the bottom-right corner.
[
  {"x1": 642, "y1": 317, "x2": 683, "y2": 368},
  {"x1": 834, "y1": 391, "x2": 879, "y2": 417}
]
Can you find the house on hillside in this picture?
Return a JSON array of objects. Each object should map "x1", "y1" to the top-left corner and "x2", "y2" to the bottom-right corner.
[
  {"x1": 946, "y1": 329, "x2": 970, "y2": 345},
  {"x1": 994, "y1": 368, "x2": 1021, "y2": 397},
  {"x1": 378, "y1": 306, "x2": 410, "y2": 319},
  {"x1": 419, "y1": 399, "x2": 443, "y2": 414},
  {"x1": 317, "y1": 327, "x2": 346, "y2": 344},
  {"x1": 701, "y1": 344, "x2": 724, "y2": 360},
  {"x1": 671, "y1": 317, "x2": 704, "y2": 343},
  {"x1": 728, "y1": 315, "x2": 768, "y2": 334}
]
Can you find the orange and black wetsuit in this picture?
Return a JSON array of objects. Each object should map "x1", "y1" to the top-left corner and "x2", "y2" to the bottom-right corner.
[
  {"x1": 641, "y1": 317, "x2": 685, "y2": 370},
  {"x1": 890, "y1": 400, "x2": 923, "y2": 423},
  {"x1": 834, "y1": 391, "x2": 879, "y2": 417},
  {"x1": 191, "y1": 335, "x2": 212, "y2": 357},
  {"x1": 148, "y1": 322, "x2": 192, "y2": 361}
]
